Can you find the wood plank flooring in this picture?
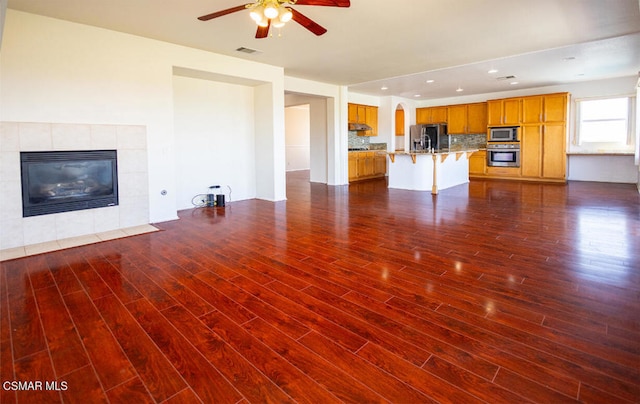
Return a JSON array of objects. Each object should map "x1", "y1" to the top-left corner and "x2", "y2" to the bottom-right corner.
[{"x1": 1, "y1": 171, "x2": 639, "y2": 403}]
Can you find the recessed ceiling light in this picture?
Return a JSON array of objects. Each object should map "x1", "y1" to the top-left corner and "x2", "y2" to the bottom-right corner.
[
  {"x1": 414, "y1": 94, "x2": 421, "y2": 97},
  {"x1": 456, "y1": 87, "x2": 463, "y2": 92},
  {"x1": 488, "y1": 69, "x2": 498, "y2": 74},
  {"x1": 510, "y1": 81, "x2": 519, "y2": 85},
  {"x1": 381, "y1": 86, "x2": 388, "y2": 90},
  {"x1": 426, "y1": 79, "x2": 435, "y2": 83}
]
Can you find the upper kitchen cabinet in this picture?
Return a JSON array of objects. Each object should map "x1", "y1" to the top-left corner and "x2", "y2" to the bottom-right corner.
[
  {"x1": 521, "y1": 93, "x2": 568, "y2": 124},
  {"x1": 416, "y1": 106, "x2": 447, "y2": 124},
  {"x1": 467, "y1": 102, "x2": 488, "y2": 133},
  {"x1": 522, "y1": 96, "x2": 544, "y2": 124},
  {"x1": 348, "y1": 103, "x2": 357, "y2": 123},
  {"x1": 395, "y1": 108, "x2": 405, "y2": 136},
  {"x1": 448, "y1": 102, "x2": 487, "y2": 134},
  {"x1": 348, "y1": 103, "x2": 365, "y2": 124},
  {"x1": 542, "y1": 93, "x2": 568, "y2": 123},
  {"x1": 487, "y1": 98, "x2": 521, "y2": 126},
  {"x1": 365, "y1": 106, "x2": 378, "y2": 136},
  {"x1": 348, "y1": 103, "x2": 378, "y2": 136}
]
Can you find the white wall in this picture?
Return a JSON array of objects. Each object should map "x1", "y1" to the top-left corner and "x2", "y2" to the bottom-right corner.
[
  {"x1": 285, "y1": 105, "x2": 311, "y2": 171},
  {"x1": 172, "y1": 75, "x2": 256, "y2": 210},
  {"x1": 568, "y1": 155, "x2": 637, "y2": 183},
  {"x1": 0, "y1": 9, "x2": 288, "y2": 248}
]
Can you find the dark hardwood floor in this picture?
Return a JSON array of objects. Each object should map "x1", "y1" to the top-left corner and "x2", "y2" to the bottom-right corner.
[{"x1": 2, "y1": 171, "x2": 639, "y2": 403}]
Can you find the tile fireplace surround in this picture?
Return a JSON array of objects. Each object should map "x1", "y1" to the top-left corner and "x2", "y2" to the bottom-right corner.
[{"x1": 0, "y1": 122, "x2": 151, "y2": 253}]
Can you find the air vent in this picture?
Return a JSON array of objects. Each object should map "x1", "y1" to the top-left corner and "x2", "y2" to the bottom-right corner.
[
  {"x1": 496, "y1": 75, "x2": 517, "y2": 81},
  {"x1": 236, "y1": 47, "x2": 261, "y2": 55}
]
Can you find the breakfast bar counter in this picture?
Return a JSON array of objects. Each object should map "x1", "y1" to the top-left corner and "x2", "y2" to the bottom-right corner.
[{"x1": 387, "y1": 150, "x2": 478, "y2": 194}]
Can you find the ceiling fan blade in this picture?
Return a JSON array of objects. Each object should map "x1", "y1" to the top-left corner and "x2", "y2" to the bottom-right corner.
[
  {"x1": 255, "y1": 20, "x2": 271, "y2": 39},
  {"x1": 197, "y1": 5, "x2": 248, "y2": 21},
  {"x1": 294, "y1": 0, "x2": 350, "y2": 6},
  {"x1": 291, "y1": 8, "x2": 327, "y2": 36}
]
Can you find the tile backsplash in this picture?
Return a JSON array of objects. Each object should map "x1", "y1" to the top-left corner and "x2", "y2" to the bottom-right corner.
[
  {"x1": 348, "y1": 131, "x2": 388, "y2": 150},
  {"x1": 449, "y1": 133, "x2": 487, "y2": 150},
  {"x1": 348, "y1": 131, "x2": 369, "y2": 148}
]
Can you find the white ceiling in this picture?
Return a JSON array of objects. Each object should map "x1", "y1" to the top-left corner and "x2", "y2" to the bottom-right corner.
[{"x1": 6, "y1": 0, "x2": 640, "y2": 99}]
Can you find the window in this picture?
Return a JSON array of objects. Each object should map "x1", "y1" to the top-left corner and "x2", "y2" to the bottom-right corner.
[{"x1": 576, "y1": 96, "x2": 635, "y2": 145}]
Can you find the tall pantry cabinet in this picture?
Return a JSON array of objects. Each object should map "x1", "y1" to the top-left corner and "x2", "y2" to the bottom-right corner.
[{"x1": 520, "y1": 93, "x2": 569, "y2": 181}]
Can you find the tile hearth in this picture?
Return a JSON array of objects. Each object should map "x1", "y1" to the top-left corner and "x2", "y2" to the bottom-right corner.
[{"x1": 0, "y1": 224, "x2": 159, "y2": 262}]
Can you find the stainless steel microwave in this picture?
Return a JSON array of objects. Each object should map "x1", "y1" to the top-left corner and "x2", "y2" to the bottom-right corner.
[{"x1": 489, "y1": 126, "x2": 519, "y2": 142}]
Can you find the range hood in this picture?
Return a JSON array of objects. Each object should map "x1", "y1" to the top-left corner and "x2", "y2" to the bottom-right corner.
[{"x1": 348, "y1": 122, "x2": 372, "y2": 131}]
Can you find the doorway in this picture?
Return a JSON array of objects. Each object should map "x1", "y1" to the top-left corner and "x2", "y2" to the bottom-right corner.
[{"x1": 285, "y1": 104, "x2": 311, "y2": 172}]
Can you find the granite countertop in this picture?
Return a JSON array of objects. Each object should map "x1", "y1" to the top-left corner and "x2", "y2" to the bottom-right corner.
[
  {"x1": 389, "y1": 148, "x2": 479, "y2": 155},
  {"x1": 566, "y1": 152, "x2": 634, "y2": 156}
]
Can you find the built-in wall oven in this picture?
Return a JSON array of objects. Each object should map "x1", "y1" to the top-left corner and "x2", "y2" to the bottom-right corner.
[{"x1": 487, "y1": 143, "x2": 520, "y2": 167}]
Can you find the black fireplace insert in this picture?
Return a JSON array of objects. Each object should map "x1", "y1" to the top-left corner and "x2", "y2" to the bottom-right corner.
[{"x1": 20, "y1": 150, "x2": 119, "y2": 217}]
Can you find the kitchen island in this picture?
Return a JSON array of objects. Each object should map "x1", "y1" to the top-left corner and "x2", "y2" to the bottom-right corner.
[{"x1": 387, "y1": 150, "x2": 478, "y2": 194}]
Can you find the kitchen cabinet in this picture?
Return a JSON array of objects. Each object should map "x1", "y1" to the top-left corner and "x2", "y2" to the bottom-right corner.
[
  {"x1": 348, "y1": 104, "x2": 367, "y2": 124},
  {"x1": 357, "y1": 152, "x2": 374, "y2": 177},
  {"x1": 365, "y1": 106, "x2": 378, "y2": 136},
  {"x1": 348, "y1": 103, "x2": 358, "y2": 123},
  {"x1": 349, "y1": 151, "x2": 386, "y2": 181},
  {"x1": 542, "y1": 123, "x2": 566, "y2": 179},
  {"x1": 431, "y1": 107, "x2": 448, "y2": 123},
  {"x1": 486, "y1": 166, "x2": 521, "y2": 177},
  {"x1": 521, "y1": 123, "x2": 566, "y2": 180},
  {"x1": 395, "y1": 109, "x2": 405, "y2": 136},
  {"x1": 487, "y1": 98, "x2": 521, "y2": 126},
  {"x1": 447, "y1": 105, "x2": 467, "y2": 134},
  {"x1": 469, "y1": 150, "x2": 487, "y2": 176},
  {"x1": 348, "y1": 152, "x2": 358, "y2": 182},
  {"x1": 521, "y1": 93, "x2": 568, "y2": 124},
  {"x1": 416, "y1": 106, "x2": 447, "y2": 124},
  {"x1": 521, "y1": 125, "x2": 542, "y2": 177},
  {"x1": 447, "y1": 102, "x2": 487, "y2": 134},
  {"x1": 348, "y1": 103, "x2": 378, "y2": 136},
  {"x1": 467, "y1": 102, "x2": 488, "y2": 133},
  {"x1": 374, "y1": 152, "x2": 387, "y2": 176},
  {"x1": 542, "y1": 93, "x2": 568, "y2": 123},
  {"x1": 522, "y1": 96, "x2": 544, "y2": 124},
  {"x1": 416, "y1": 108, "x2": 428, "y2": 124}
]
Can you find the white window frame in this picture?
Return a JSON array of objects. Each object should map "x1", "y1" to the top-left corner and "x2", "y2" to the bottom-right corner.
[{"x1": 574, "y1": 95, "x2": 636, "y2": 151}]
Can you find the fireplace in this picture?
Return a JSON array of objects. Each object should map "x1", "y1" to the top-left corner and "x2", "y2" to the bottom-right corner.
[{"x1": 20, "y1": 150, "x2": 119, "y2": 217}]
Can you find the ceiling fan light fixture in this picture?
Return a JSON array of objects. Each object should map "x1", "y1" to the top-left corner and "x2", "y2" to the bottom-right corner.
[
  {"x1": 264, "y1": 3, "x2": 280, "y2": 19},
  {"x1": 249, "y1": 6, "x2": 264, "y2": 22},
  {"x1": 198, "y1": 0, "x2": 349, "y2": 38},
  {"x1": 279, "y1": 7, "x2": 293, "y2": 23}
]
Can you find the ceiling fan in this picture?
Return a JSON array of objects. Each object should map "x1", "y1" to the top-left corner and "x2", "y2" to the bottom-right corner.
[{"x1": 198, "y1": 0, "x2": 351, "y2": 39}]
